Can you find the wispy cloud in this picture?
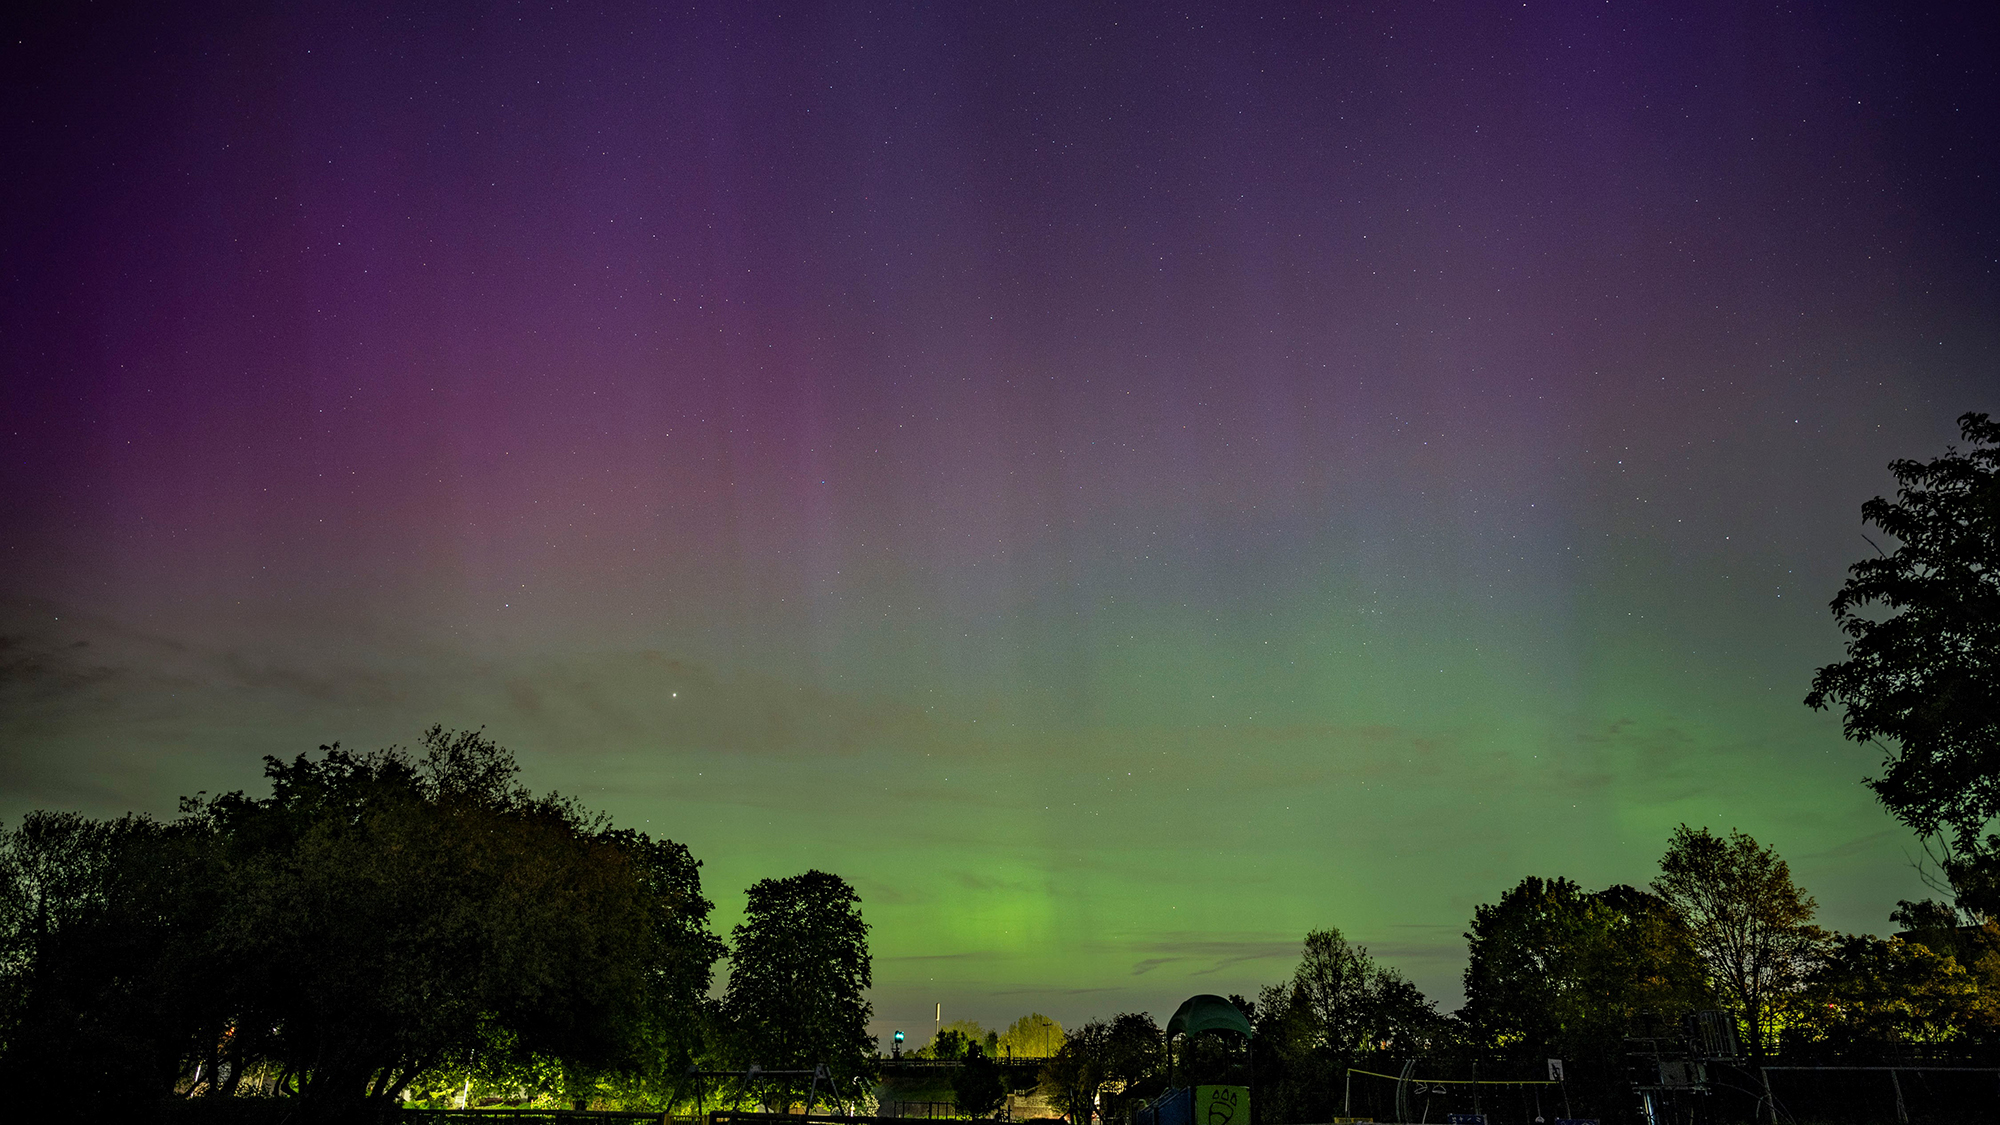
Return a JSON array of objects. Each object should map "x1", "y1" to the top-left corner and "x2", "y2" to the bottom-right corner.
[{"x1": 1113, "y1": 937, "x2": 1301, "y2": 978}]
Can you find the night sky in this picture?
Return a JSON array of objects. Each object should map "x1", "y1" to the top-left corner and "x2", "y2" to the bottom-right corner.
[{"x1": 4, "y1": 2, "x2": 1998, "y2": 1039}]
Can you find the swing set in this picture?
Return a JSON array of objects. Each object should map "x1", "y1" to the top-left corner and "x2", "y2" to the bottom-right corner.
[{"x1": 1345, "y1": 1063, "x2": 1576, "y2": 1125}]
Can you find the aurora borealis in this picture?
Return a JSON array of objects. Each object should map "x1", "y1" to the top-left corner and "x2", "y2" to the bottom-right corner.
[{"x1": 3, "y1": 1, "x2": 1997, "y2": 1039}]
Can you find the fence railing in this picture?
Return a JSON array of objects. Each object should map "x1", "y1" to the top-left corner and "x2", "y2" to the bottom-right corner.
[
  {"x1": 399, "y1": 1099, "x2": 1029, "y2": 1125},
  {"x1": 708, "y1": 1114, "x2": 1010, "y2": 1125},
  {"x1": 874, "y1": 1102, "x2": 965, "y2": 1119}
]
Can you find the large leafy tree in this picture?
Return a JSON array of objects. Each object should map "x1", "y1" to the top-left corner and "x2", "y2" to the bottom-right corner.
[
  {"x1": 1807, "y1": 412, "x2": 2000, "y2": 908},
  {"x1": 1790, "y1": 933, "x2": 1993, "y2": 1050},
  {"x1": 1258, "y1": 927, "x2": 1438, "y2": 1059},
  {"x1": 533, "y1": 828, "x2": 727, "y2": 1109},
  {"x1": 1, "y1": 728, "x2": 724, "y2": 1121},
  {"x1": 0, "y1": 810, "x2": 224, "y2": 1118},
  {"x1": 1103, "y1": 1011, "x2": 1164, "y2": 1096},
  {"x1": 206, "y1": 728, "x2": 721, "y2": 1119},
  {"x1": 721, "y1": 869, "x2": 874, "y2": 1109},
  {"x1": 1652, "y1": 826, "x2": 1824, "y2": 1055},
  {"x1": 1087, "y1": 1011, "x2": 1166, "y2": 1125},
  {"x1": 998, "y1": 1012, "x2": 1065, "y2": 1058},
  {"x1": 1462, "y1": 877, "x2": 1709, "y2": 1056},
  {"x1": 1462, "y1": 876, "x2": 1602, "y2": 1053},
  {"x1": 1457, "y1": 877, "x2": 1709, "y2": 1122}
]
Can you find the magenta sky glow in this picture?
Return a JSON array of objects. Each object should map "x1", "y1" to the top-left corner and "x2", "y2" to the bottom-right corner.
[{"x1": 4, "y1": 2, "x2": 1998, "y2": 1034}]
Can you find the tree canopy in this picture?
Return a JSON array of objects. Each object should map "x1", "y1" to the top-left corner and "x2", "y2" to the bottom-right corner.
[
  {"x1": 923, "y1": 1019, "x2": 992, "y2": 1061},
  {"x1": 1254, "y1": 928, "x2": 1438, "y2": 1124},
  {"x1": 1258, "y1": 927, "x2": 1439, "y2": 1060},
  {"x1": 1793, "y1": 932, "x2": 1994, "y2": 1049},
  {"x1": 1462, "y1": 876, "x2": 1709, "y2": 1056},
  {"x1": 1652, "y1": 825, "x2": 1824, "y2": 1054},
  {"x1": 949, "y1": 1045, "x2": 1009, "y2": 1119},
  {"x1": 721, "y1": 869, "x2": 875, "y2": 1108},
  {"x1": 1038, "y1": 1017, "x2": 1112, "y2": 1125},
  {"x1": 998, "y1": 1012, "x2": 1065, "y2": 1058},
  {"x1": 0, "y1": 728, "x2": 725, "y2": 1122},
  {"x1": 1808, "y1": 412, "x2": 2000, "y2": 906},
  {"x1": 0, "y1": 810, "x2": 210, "y2": 1117}
]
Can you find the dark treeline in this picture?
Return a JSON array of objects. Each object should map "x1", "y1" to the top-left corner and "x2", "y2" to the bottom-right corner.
[
  {"x1": 3, "y1": 414, "x2": 1993, "y2": 1125},
  {"x1": 1035, "y1": 823, "x2": 2000, "y2": 1125},
  {"x1": 0, "y1": 728, "x2": 875, "y2": 1124}
]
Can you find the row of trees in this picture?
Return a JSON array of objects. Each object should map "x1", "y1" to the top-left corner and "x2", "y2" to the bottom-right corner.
[
  {"x1": 0, "y1": 412, "x2": 1989, "y2": 1124},
  {"x1": 1028, "y1": 824, "x2": 2000, "y2": 1125},
  {"x1": 983, "y1": 411, "x2": 2000, "y2": 1125},
  {"x1": 0, "y1": 728, "x2": 878, "y2": 1122},
  {"x1": 917, "y1": 1012, "x2": 1067, "y2": 1061}
]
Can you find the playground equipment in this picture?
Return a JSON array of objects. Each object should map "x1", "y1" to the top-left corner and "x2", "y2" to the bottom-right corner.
[
  {"x1": 1344, "y1": 1061, "x2": 1566, "y2": 1125},
  {"x1": 1138, "y1": 995, "x2": 1254, "y2": 1125}
]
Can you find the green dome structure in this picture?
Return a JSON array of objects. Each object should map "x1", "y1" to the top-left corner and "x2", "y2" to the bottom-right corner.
[
  {"x1": 1140, "y1": 995, "x2": 1254, "y2": 1125},
  {"x1": 1166, "y1": 994, "x2": 1254, "y2": 1040}
]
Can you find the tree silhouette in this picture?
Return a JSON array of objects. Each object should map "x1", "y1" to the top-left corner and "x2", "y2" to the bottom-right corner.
[
  {"x1": 721, "y1": 869, "x2": 874, "y2": 1109},
  {"x1": 1255, "y1": 928, "x2": 1439, "y2": 1123},
  {"x1": 951, "y1": 1046, "x2": 1009, "y2": 1119},
  {"x1": 0, "y1": 728, "x2": 724, "y2": 1121},
  {"x1": 205, "y1": 728, "x2": 718, "y2": 1120},
  {"x1": 1462, "y1": 877, "x2": 1709, "y2": 1055},
  {"x1": 1039, "y1": 1018, "x2": 1112, "y2": 1125},
  {"x1": 1808, "y1": 412, "x2": 2000, "y2": 910},
  {"x1": 1652, "y1": 826, "x2": 1823, "y2": 1056}
]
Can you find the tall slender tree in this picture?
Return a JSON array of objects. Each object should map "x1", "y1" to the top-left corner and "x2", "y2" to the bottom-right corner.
[
  {"x1": 1039, "y1": 1018, "x2": 1112, "y2": 1125},
  {"x1": 1255, "y1": 928, "x2": 1440, "y2": 1123}
]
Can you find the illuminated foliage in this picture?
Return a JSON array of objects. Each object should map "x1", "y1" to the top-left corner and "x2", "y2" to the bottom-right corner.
[
  {"x1": 1792, "y1": 934, "x2": 1991, "y2": 1048},
  {"x1": 998, "y1": 1012, "x2": 1065, "y2": 1058},
  {"x1": 0, "y1": 728, "x2": 723, "y2": 1121},
  {"x1": 1652, "y1": 825, "x2": 1825, "y2": 1055}
]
